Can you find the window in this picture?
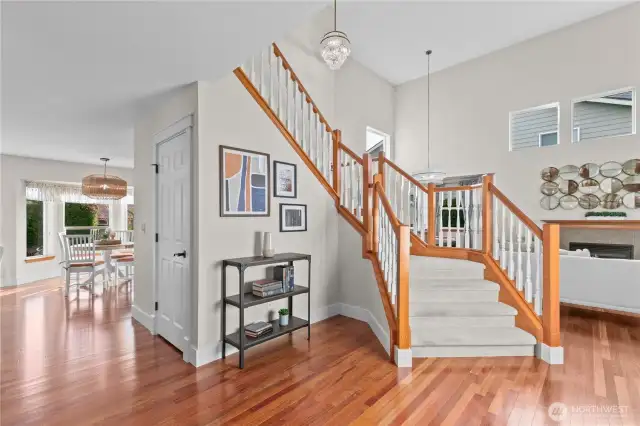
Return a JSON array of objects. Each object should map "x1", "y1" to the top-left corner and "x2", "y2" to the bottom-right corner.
[
  {"x1": 127, "y1": 204, "x2": 134, "y2": 230},
  {"x1": 509, "y1": 103, "x2": 559, "y2": 151},
  {"x1": 26, "y1": 200, "x2": 45, "y2": 257},
  {"x1": 64, "y1": 203, "x2": 109, "y2": 234},
  {"x1": 366, "y1": 127, "x2": 391, "y2": 158},
  {"x1": 572, "y1": 88, "x2": 635, "y2": 142}
]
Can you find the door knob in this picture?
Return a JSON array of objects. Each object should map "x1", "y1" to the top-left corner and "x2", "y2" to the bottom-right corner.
[{"x1": 173, "y1": 250, "x2": 187, "y2": 258}]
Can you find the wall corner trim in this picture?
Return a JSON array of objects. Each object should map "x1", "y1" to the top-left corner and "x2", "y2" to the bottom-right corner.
[{"x1": 132, "y1": 304, "x2": 156, "y2": 335}]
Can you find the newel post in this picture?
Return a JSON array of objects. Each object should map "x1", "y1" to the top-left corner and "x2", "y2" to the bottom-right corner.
[
  {"x1": 363, "y1": 153, "x2": 373, "y2": 252},
  {"x1": 427, "y1": 183, "x2": 436, "y2": 245},
  {"x1": 482, "y1": 174, "x2": 494, "y2": 255},
  {"x1": 542, "y1": 223, "x2": 561, "y2": 348},
  {"x1": 332, "y1": 130, "x2": 341, "y2": 196},
  {"x1": 377, "y1": 152, "x2": 385, "y2": 191},
  {"x1": 396, "y1": 225, "x2": 411, "y2": 350}
]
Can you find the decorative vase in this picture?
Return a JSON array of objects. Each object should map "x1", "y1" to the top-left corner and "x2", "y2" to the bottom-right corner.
[
  {"x1": 279, "y1": 314, "x2": 289, "y2": 326},
  {"x1": 263, "y1": 232, "x2": 275, "y2": 257}
]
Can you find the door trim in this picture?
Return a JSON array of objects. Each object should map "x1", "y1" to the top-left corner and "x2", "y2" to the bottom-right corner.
[{"x1": 152, "y1": 114, "x2": 195, "y2": 364}]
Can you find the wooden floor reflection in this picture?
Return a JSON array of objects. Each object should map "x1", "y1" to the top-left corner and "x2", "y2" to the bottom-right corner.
[{"x1": 1, "y1": 278, "x2": 638, "y2": 425}]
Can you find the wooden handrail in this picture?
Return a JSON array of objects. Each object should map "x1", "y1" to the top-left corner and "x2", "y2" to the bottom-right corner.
[
  {"x1": 339, "y1": 143, "x2": 364, "y2": 164},
  {"x1": 272, "y1": 43, "x2": 332, "y2": 133},
  {"x1": 489, "y1": 183, "x2": 543, "y2": 240},
  {"x1": 434, "y1": 184, "x2": 482, "y2": 192},
  {"x1": 383, "y1": 157, "x2": 429, "y2": 194}
]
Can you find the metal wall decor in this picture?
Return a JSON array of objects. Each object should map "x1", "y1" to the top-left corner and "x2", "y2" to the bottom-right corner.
[
  {"x1": 579, "y1": 163, "x2": 599, "y2": 179},
  {"x1": 539, "y1": 159, "x2": 638, "y2": 211},
  {"x1": 559, "y1": 195, "x2": 579, "y2": 210},
  {"x1": 578, "y1": 194, "x2": 600, "y2": 209},
  {"x1": 540, "y1": 182, "x2": 559, "y2": 195},
  {"x1": 622, "y1": 159, "x2": 639, "y2": 176},
  {"x1": 541, "y1": 167, "x2": 559, "y2": 182}
]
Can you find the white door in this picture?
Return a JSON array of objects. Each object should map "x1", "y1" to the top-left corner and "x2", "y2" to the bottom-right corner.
[{"x1": 156, "y1": 127, "x2": 191, "y2": 352}]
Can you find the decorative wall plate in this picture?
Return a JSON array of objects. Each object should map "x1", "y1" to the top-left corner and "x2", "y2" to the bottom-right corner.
[
  {"x1": 558, "y1": 165, "x2": 579, "y2": 180},
  {"x1": 578, "y1": 178, "x2": 599, "y2": 194},
  {"x1": 600, "y1": 161, "x2": 623, "y2": 178},
  {"x1": 540, "y1": 182, "x2": 559, "y2": 196},
  {"x1": 578, "y1": 194, "x2": 600, "y2": 210},
  {"x1": 622, "y1": 175, "x2": 640, "y2": 192},
  {"x1": 540, "y1": 167, "x2": 559, "y2": 182},
  {"x1": 600, "y1": 194, "x2": 622, "y2": 209},
  {"x1": 600, "y1": 177, "x2": 623, "y2": 194},
  {"x1": 623, "y1": 193, "x2": 639, "y2": 209},
  {"x1": 559, "y1": 195, "x2": 579, "y2": 210},
  {"x1": 558, "y1": 179, "x2": 578, "y2": 195},
  {"x1": 540, "y1": 196, "x2": 560, "y2": 210},
  {"x1": 622, "y1": 159, "x2": 640, "y2": 176},
  {"x1": 579, "y1": 163, "x2": 599, "y2": 179}
]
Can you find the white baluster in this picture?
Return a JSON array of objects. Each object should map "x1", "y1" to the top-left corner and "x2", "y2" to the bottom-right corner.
[
  {"x1": 535, "y1": 238, "x2": 542, "y2": 315},
  {"x1": 455, "y1": 191, "x2": 461, "y2": 247},
  {"x1": 525, "y1": 228, "x2": 533, "y2": 303},
  {"x1": 251, "y1": 56, "x2": 257, "y2": 89},
  {"x1": 316, "y1": 116, "x2": 321, "y2": 169},
  {"x1": 260, "y1": 50, "x2": 266, "y2": 97},
  {"x1": 501, "y1": 202, "x2": 507, "y2": 269},
  {"x1": 399, "y1": 178, "x2": 405, "y2": 225},
  {"x1": 493, "y1": 196, "x2": 499, "y2": 259},
  {"x1": 517, "y1": 221, "x2": 524, "y2": 291},
  {"x1": 438, "y1": 193, "x2": 444, "y2": 247},
  {"x1": 269, "y1": 46, "x2": 274, "y2": 106},
  {"x1": 463, "y1": 190, "x2": 470, "y2": 248},
  {"x1": 509, "y1": 212, "x2": 515, "y2": 280},
  {"x1": 447, "y1": 191, "x2": 453, "y2": 247}
]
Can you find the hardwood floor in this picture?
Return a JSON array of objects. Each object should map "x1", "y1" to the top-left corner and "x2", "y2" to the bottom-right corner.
[{"x1": 1, "y1": 278, "x2": 639, "y2": 425}]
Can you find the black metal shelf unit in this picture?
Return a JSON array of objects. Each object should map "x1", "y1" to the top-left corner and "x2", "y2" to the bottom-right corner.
[{"x1": 221, "y1": 252, "x2": 311, "y2": 369}]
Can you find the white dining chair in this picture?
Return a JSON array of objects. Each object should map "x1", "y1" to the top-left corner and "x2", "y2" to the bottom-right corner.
[
  {"x1": 63, "y1": 235, "x2": 104, "y2": 297},
  {"x1": 57, "y1": 231, "x2": 68, "y2": 282},
  {"x1": 114, "y1": 255, "x2": 135, "y2": 287}
]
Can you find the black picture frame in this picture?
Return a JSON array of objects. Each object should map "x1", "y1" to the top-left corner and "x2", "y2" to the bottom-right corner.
[
  {"x1": 273, "y1": 161, "x2": 297, "y2": 198},
  {"x1": 279, "y1": 203, "x2": 307, "y2": 232},
  {"x1": 219, "y1": 145, "x2": 271, "y2": 217}
]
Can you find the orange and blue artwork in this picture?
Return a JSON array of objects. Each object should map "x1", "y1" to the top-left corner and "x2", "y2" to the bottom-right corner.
[{"x1": 220, "y1": 146, "x2": 270, "y2": 216}]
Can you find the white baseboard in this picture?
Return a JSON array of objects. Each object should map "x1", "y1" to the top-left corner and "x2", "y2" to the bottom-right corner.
[
  {"x1": 131, "y1": 304, "x2": 156, "y2": 334},
  {"x1": 335, "y1": 303, "x2": 390, "y2": 355},
  {"x1": 535, "y1": 343, "x2": 564, "y2": 365},
  {"x1": 560, "y1": 298, "x2": 640, "y2": 315}
]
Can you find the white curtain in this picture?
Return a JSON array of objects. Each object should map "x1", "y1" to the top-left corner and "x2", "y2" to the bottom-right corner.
[{"x1": 25, "y1": 181, "x2": 134, "y2": 205}]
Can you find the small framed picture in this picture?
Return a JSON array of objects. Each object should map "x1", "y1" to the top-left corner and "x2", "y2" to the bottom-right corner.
[
  {"x1": 273, "y1": 161, "x2": 297, "y2": 198},
  {"x1": 280, "y1": 203, "x2": 307, "y2": 232}
]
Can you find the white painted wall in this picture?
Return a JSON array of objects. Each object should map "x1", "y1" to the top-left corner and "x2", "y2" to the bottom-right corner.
[
  {"x1": 132, "y1": 83, "x2": 198, "y2": 334},
  {"x1": 0, "y1": 154, "x2": 133, "y2": 286},
  {"x1": 395, "y1": 3, "x2": 640, "y2": 222}
]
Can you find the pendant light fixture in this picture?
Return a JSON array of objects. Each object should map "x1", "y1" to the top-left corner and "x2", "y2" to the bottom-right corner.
[
  {"x1": 320, "y1": 0, "x2": 351, "y2": 71},
  {"x1": 82, "y1": 158, "x2": 127, "y2": 200},
  {"x1": 413, "y1": 50, "x2": 446, "y2": 185}
]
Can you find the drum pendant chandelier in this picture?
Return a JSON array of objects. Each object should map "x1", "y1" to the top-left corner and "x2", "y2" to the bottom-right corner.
[{"x1": 82, "y1": 158, "x2": 127, "y2": 200}]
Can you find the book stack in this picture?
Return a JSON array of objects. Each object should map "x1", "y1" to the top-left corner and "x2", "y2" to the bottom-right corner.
[
  {"x1": 245, "y1": 321, "x2": 273, "y2": 338},
  {"x1": 274, "y1": 265, "x2": 295, "y2": 292},
  {"x1": 252, "y1": 279, "x2": 284, "y2": 297}
]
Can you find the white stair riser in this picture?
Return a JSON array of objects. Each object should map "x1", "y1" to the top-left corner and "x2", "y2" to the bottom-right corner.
[
  {"x1": 410, "y1": 316, "x2": 515, "y2": 328},
  {"x1": 411, "y1": 290, "x2": 499, "y2": 303},
  {"x1": 412, "y1": 345, "x2": 535, "y2": 358},
  {"x1": 410, "y1": 268, "x2": 485, "y2": 280}
]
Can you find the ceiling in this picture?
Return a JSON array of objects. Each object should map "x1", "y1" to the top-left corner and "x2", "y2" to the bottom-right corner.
[
  {"x1": 1, "y1": 1, "x2": 628, "y2": 168},
  {"x1": 1, "y1": 1, "x2": 324, "y2": 168},
  {"x1": 341, "y1": 1, "x2": 628, "y2": 85}
]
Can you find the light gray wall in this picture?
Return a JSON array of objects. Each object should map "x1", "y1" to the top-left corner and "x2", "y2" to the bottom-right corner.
[
  {"x1": 574, "y1": 102, "x2": 633, "y2": 141},
  {"x1": 395, "y1": 3, "x2": 640, "y2": 222}
]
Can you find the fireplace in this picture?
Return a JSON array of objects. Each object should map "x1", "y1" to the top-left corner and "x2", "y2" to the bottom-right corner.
[{"x1": 569, "y1": 242, "x2": 634, "y2": 260}]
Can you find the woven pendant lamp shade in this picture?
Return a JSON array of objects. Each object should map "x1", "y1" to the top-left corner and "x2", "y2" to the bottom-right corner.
[{"x1": 82, "y1": 158, "x2": 127, "y2": 200}]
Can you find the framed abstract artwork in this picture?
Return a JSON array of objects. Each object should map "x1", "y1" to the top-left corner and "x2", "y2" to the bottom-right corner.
[
  {"x1": 220, "y1": 145, "x2": 270, "y2": 217},
  {"x1": 279, "y1": 204, "x2": 307, "y2": 232},
  {"x1": 273, "y1": 161, "x2": 297, "y2": 198}
]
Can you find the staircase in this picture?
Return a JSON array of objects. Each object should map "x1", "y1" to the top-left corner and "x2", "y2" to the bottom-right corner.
[
  {"x1": 410, "y1": 257, "x2": 536, "y2": 357},
  {"x1": 233, "y1": 43, "x2": 563, "y2": 366}
]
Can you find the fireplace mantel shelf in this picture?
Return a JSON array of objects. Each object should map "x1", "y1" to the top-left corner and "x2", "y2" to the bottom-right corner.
[{"x1": 543, "y1": 220, "x2": 640, "y2": 230}]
